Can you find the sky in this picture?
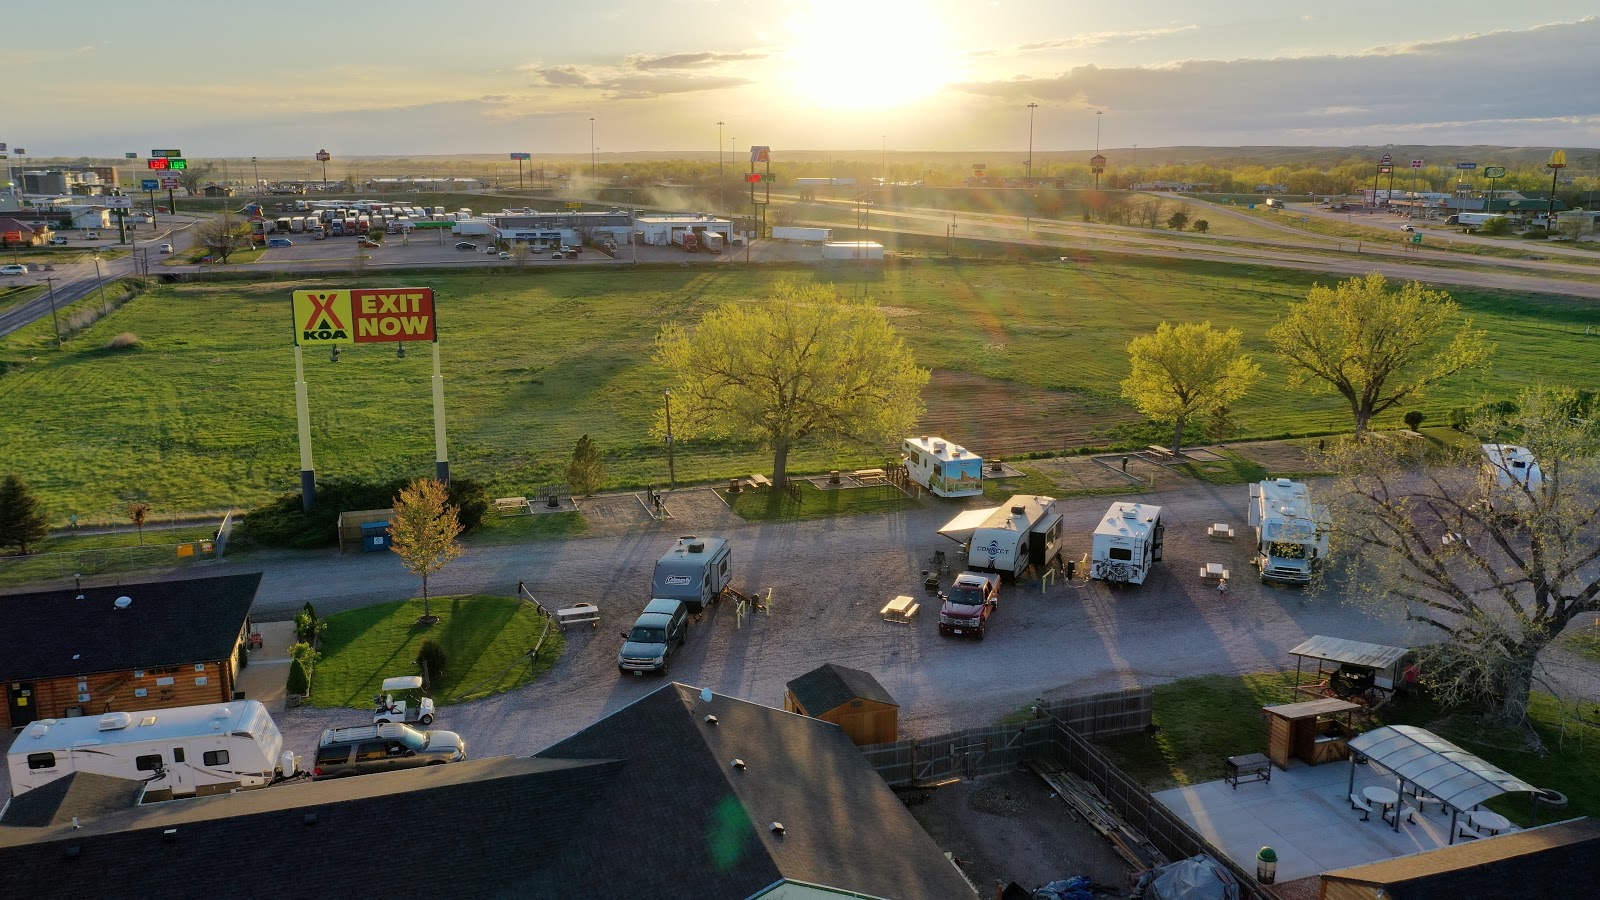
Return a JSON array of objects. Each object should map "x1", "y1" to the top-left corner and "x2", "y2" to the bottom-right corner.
[{"x1": 4, "y1": 1, "x2": 1597, "y2": 158}]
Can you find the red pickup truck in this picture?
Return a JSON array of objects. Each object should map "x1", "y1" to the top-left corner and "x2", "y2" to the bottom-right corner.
[{"x1": 939, "y1": 571, "x2": 1000, "y2": 639}]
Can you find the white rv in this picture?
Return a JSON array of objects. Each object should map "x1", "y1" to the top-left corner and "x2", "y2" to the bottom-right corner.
[
  {"x1": 902, "y1": 435, "x2": 985, "y2": 498},
  {"x1": 6, "y1": 700, "x2": 295, "y2": 801},
  {"x1": 1480, "y1": 443, "x2": 1543, "y2": 510},
  {"x1": 939, "y1": 495, "x2": 1062, "y2": 580},
  {"x1": 1248, "y1": 478, "x2": 1330, "y2": 585},
  {"x1": 1090, "y1": 502, "x2": 1164, "y2": 585}
]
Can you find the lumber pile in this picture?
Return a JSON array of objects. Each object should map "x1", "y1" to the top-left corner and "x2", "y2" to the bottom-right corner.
[{"x1": 1031, "y1": 762, "x2": 1166, "y2": 871}]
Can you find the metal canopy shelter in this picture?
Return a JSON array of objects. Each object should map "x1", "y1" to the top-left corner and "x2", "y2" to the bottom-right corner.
[
  {"x1": 1289, "y1": 635, "x2": 1408, "y2": 700},
  {"x1": 1347, "y1": 725, "x2": 1539, "y2": 839}
]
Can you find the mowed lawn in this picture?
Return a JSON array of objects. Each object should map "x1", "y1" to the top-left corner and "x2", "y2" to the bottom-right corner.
[{"x1": 2, "y1": 259, "x2": 1597, "y2": 519}]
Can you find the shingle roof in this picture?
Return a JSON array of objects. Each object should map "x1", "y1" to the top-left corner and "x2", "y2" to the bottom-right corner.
[
  {"x1": 0, "y1": 573, "x2": 260, "y2": 679},
  {"x1": 0, "y1": 772, "x2": 144, "y2": 828},
  {"x1": 537, "y1": 683, "x2": 968, "y2": 899},
  {"x1": 786, "y1": 663, "x2": 898, "y2": 716},
  {"x1": 1322, "y1": 818, "x2": 1600, "y2": 899}
]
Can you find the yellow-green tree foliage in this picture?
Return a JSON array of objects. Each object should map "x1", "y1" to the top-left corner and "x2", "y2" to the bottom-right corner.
[
  {"x1": 1120, "y1": 322, "x2": 1261, "y2": 455},
  {"x1": 1268, "y1": 273, "x2": 1491, "y2": 437},
  {"x1": 654, "y1": 281, "x2": 929, "y2": 486},
  {"x1": 390, "y1": 478, "x2": 464, "y2": 620}
]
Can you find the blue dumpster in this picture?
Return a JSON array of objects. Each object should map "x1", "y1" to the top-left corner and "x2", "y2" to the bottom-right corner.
[{"x1": 361, "y1": 521, "x2": 392, "y2": 552}]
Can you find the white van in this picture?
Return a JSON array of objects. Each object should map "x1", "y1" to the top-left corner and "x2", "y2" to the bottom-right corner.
[{"x1": 7, "y1": 700, "x2": 296, "y2": 800}]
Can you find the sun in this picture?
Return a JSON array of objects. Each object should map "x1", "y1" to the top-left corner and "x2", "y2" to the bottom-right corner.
[{"x1": 778, "y1": 1, "x2": 961, "y2": 110}]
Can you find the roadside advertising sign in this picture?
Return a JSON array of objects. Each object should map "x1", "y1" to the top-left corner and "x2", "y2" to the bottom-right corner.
[
  {"x1": 151, "y1": 149, "x2": 182, "y2": 158},
  {"x1": 159, "y1": 176, "x2": 181, "y2": 189},
  {"x1": 147, "y1": 158, "x2": 170, "y2": 170},
  {"x1": 565, "y1": 202, "x2": 583, "y2": 209},
  {"x1": 1483, "y1": 166, "x2": 1507, "y2": 178},
  {"x1": 1379, "y1": 166, "x2": 1392, "y2": 174},
  {"x1": 292, "y1": 288, "x2": 437, "y2": 347},
  {"x1": 509, "y1": 152, "x2": 531, "y2": 160},
  {"x1": 125, "y1": 152, "x2": 138, "y2": 159},
  {"x1": 105, "y1": 197, "x2": 134, "y2": 209},
  {"x1": 1410, "y1": 159, "x2": 1423, "y2": 168},
  {"x1": 750, "y1": 146, "x2": 771, "y2": 163},
  {"x1": 1455, "y1": 162, "x2": 1477, "y2": 170},
  {"x1": 1380, "y1": 153, "x2": 1392, "y2": 163},
  {"x1": 316, "y1": 149, "x2": 331, "y2": 162},
  {"x1": 141, "y1": 179, "x2": 160, "y2": 190}
]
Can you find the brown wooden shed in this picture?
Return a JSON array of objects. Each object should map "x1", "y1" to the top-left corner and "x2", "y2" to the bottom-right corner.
[
  {"x1": 784, "y1": 663, "x2": 898, "y2": 746},
  {"x1": 1, "y1": 573, "x2": 260, "y2": 730}
]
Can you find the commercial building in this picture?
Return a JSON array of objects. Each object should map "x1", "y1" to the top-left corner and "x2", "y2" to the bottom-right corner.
[{"x1": 632, "y1": 212, "x2": 734, "y2": 247}]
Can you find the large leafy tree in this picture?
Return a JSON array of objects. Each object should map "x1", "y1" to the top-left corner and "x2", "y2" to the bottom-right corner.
[
  {"x1": 0, "y1": 474, "x2": 51, "y2": 554},
  {"x1": 1120, "y1": 322, "x2": 1261, "y2": 456},
  {"x1": 1268, "y1": 273, "x2": 1491, "y2": 438},
  {"x1": 654, "y1": 281, "x2": 929, "y2": 486},
  {"x1": 389, "y1": 478, "x2": 464, "y2": 624},
  {"x1": 1327, "y1": 387, "x2": 1600, "y2": 729}
]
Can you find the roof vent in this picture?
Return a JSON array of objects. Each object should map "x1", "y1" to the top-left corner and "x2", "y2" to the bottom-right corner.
[
  {"x1": 933, "y1": 441, "x2": 946, "y2": 453},
  {"x1": 704, "y1": 715, "x2": 718, "y2": 725},
  {"x1": 97, "y1": 712, "x2": 132, "y2": 732},
  {"x1": 732, "y1": 758, "x2": 746, "y2": 770},
  {"x1": 769, "y1": 822, "x2": 785, "y2": 834},
  {"x1": 1122, "y1": 507, "x2": 1138, "y2": 519},
  {"x1": 114, "y1": 596, "x2": 132, "y2": 610},
  {"x1": 1276, "y1": 478, "x2": 1292, "y2": 486},
  {"x1": 687, "y1": 541, "x2": 706, "y2": 553},
  {"x1": 952, "y1": 449, "x2": 963, "y2": 457},
  {"x1": 1011, "y1": 506, "x2": 1026, "y2": 516}
]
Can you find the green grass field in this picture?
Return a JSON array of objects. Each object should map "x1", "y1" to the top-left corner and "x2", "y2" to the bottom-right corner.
[
  {"x1": 2, "y1": 258, "x2": 1597, "y2": 520},
  {"x1": 307, "y1": 594, "x2": 563, "y2": 708}
]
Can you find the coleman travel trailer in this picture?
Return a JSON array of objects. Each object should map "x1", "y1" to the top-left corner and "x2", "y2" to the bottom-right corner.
[
  {"x1": 7, "y1": 700, "x2": 295, "y2": 800},
  {"x1": 901, "y1": 435, "x2": 985, "y2": 498},
  {"x1": 938, "y1": 495, "x2": 1063, "y2": 581},
  {"x1": 1090, "y1": 502, "x2": 1164, "y2": 585},
  {"x1": 651, "y1": 536, "x2": 732, "y2": 613}
]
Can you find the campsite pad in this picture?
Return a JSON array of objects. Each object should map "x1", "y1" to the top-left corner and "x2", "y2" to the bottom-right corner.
[
  {"x1": 1222, "y1": 440, "x2": 1327, "y2": 475},
  {"x1": 1026, "y1": 455, "x2": 1190, "y2": 493}
]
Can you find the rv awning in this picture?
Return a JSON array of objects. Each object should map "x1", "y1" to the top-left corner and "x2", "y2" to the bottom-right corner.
[{"x1": 938, "y1": 507, "x2": 999, "y2": 543}]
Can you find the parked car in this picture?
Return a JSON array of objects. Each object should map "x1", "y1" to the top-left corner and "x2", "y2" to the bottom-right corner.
[
  {"x1": 498, "y1": 251, "x2": 511, "y2": 260},
  {"x1": 311, "y1": 723, "x2": 465, "y2": 780},
  {"x1": 359, "y1": 239, "x2": 380, "y2": 249},
  {"x1": 49, "y1": 236, "x2": 69, "y2": 246},
  {"x1": 83, "y1": 231, "x2": 101, "y2": 240},
  {"x1": 618, "y1": 599, "x2": 689, "y2": 675},
  {"x1": 454, "y1": 241, "x2": 477, "y2": 251},
  {"x1": 564, "y1": 247, "x2": 579, "y2": 259},
  {"x1": 551, "y1": 250, "x2": 566, "y2": 259},
  {"x1": 0, "y1": 264, "x2": 28, "y2": 275},
  {"x1": 158, "y1": 243, "x2": 174, "y2": 254},
  {"x1": 267, "y1": 237, "x2": 294, "y2": 247}
]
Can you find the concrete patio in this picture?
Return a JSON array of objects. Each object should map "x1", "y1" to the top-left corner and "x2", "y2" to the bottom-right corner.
[{"x1": 1155, "y1": 758, "x2": 1466, "y2": 883}]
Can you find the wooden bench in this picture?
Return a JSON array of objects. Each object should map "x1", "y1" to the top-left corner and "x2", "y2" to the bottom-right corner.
[
  {"x1": 495, "y1": 497, "x2": 531, "y2": 517},
  {"x1": 556, "y1": 603, "x2": 600, "y2": 630}
]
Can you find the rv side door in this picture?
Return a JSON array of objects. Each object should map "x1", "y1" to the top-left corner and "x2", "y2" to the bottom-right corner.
[
  {"x1": 1247, "y1": 483, "x2": 1262, "y2": 526},
  {"x1": 1151, "y1": 521, "x2": 1164, "y2": 562}
]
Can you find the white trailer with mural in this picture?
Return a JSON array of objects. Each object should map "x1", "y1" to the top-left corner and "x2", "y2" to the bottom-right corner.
[
  {"x1": 1090, "y1": 502, "x2": 1165, "y2": 585},
  {"x1": 938, "y1": 495, "x2": 1063, "y2": 581},
  {"x1": 902, "y1": 435, "x2": 985, "y2": 498}
]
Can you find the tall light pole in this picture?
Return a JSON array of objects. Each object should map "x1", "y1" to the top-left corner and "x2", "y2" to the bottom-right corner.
[
  {"x1": 1026, "y1": 103, "x2": 1038, "y2": 184},
  {"x1": 91, "y1": 250, "x2": 109, "y2": 316},
  {"x1": 881, "y1": 134, "x2": 887, "y2": 186},
  {"x1": 44, "y1": 276, "x2": 62, "y2": 349},
  {"x1": 718, "y1": 121, "x2": 725, "y2": 213},
  {"x1": 252, "y1": 156, "x2": 261, "y2": 197},
  {"x1": 663, "y1": 389, "x2": 676, "y2": 490},
  {"x1": 589, "y1": 117, "x2": 596, "y2": 182},
  {"x1": 1095, "y1": 110, "x2": 1102, "y2": 156}
]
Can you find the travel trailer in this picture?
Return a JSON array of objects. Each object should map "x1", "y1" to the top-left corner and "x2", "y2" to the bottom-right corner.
[
  {"x1": 939, "y1": 495, "x2": 1063, "y2": 581},
  {"x1": 651, "y1": 536, "x2": 732, "y2": 613},
  {"x1": 901, "y1": 435, "x2": 985, "y2": 498},
  {"x1": 1090, "y1": 502, "x2": 1164, "y2": 585}
]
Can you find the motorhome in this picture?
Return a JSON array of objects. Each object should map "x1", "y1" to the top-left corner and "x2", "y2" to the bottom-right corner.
[
  {"x1": 1248, "y1": 478, "x2": 1330, "y2": 585},
  {"x1": 651, "y1": 536, "x2": 732, "y2": 613},
  {"x1": 1090, "y1": 502, "x2": 1164, "y2": 585},
  {"x1": 939, "y1": 495, "x2": 1062, "y2": 581},
  {"x1": 901, "y1": 435, "x2": 985, "y2": 498},
  {"x1": 6, "y1": 700, "x2": 295, "y2": 800},
  {"x1": 1480, "y1": 443, "x2": 1543, "y2": 510}
]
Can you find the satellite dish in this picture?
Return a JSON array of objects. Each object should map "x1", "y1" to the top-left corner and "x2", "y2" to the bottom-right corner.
[{"x1": 700, "y1": 687, "x2": 713, "y2": 704}]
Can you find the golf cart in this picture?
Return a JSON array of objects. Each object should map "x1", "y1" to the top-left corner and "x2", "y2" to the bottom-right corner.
[{"x1": 373, "y1": 675, "x2": 435, "y2": 725}]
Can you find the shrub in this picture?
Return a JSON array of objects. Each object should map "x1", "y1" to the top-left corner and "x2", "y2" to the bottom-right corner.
[
  {"x1": 105, "y1": 332, "x2": 141, "y2": 350},
  {"x1": 1448, "y1": 407, "x2": 1469, "y2": 430},
  {"x1": 242, "y1": 475, "x2": 491, "y2": 549},
  {"x1": 1403, "y1": 411, "x2": 1425, "y2": 431},
  {"x1": 1519, "y1": 227, "x2": 1549, "y2": 240},
  {"x1": 286, "y1": 658, "x2": 310, "y2": 696},
  {"x1": 416, "y1": 640, "x2": 448, "y2": 690},
  {"x1": 1193, "y1": 220, "x2": 1210, "y2": 234}
]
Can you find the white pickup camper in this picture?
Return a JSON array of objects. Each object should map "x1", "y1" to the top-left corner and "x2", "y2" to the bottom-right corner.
[
  {"x1": 6, "y1": 700, "x2": 295, "y2": 800},
  {"x1": 1248, "y1": 478, "x2": 1330, "y2": 585},
  {"x1": 902, "y1": 435, "x2": 985, "y2": 498},
  {"x1": 939, "y1": 495, "x2": 1062, "y2": 581},
  {"x1": 1090, "y1": 502, "x2": 1164, "y2": 585}
]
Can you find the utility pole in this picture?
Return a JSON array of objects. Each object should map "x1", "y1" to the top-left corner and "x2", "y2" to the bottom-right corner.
[
  {"x1": 718, "y1": 121, "x2": 724, "y2": 213},
  {"x1": 589, "y1": 117, "x2": 596, "y2": 182},
  {"x1": 44, "y1": 276, "x2": 62, "y2": 349},
  {"x1": 1026, "y1": 103, "x2": 1038, "y2": 184},
  {"x1": 252, "y1": 156, "x2": 261, "y2": 196},
  {"x1": 663, "y1": 389, "x2": 676, "y2": 490}
]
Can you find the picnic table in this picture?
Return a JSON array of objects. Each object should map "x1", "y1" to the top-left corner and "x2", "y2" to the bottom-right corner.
[
  {"x1": 1207, "y1": 523, "x2": 1235, "y2": 539},
  {"x1": 879, "y1": 595, "x2": 919, "y2": 624},
  {"x1": 495, "y1": 497, "x2": 531, "y2": 516},
  {"x1": 556, "y1": 603, "x2": 600, "y2": 630},
  {"x1": 1200, "y1": 563, "x2": 1230, "y2": 581}
]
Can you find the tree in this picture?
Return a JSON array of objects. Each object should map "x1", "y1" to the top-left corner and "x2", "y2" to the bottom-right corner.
[
  {"x1": 1193, "y1": 219, "x2": 1210, "y2": 233},
  {"x1": 193, "y1": 211, "x2": 252, "y2": 263},
  {"x1": 1326, "y1": 387, "x2": 1600, "y2": 729},
  {"x1": 1167, "y1": 210, "x2": 1190, "y2": 231},
  {"x1": 1120, "y1": 322, "x2": 1262, "y2": 456},
  {"x1": 654, "y1": 281, "x2": 929, "y2": 487},
  {"x1": 1403, "y1": 410, "x2": 1425, "y2": 431},
  {"x1": 1478, "y1": 216, "x2": 1511, "y2": 236},
  {"x1": 127, "y1": 501, "x2": 150, "y2": 545},
  {"x1": 0, "y1": 474, "x2": 51, "y2": 555},
  {"x1": 389, "y1": 478, "x2": 464, "y2": 624},
  {"x1": 565, "y1": 434, "x2": 605, "y2": 495},
  {"x1": 1268, "y1": 273, "x2": 1492, "y2": 438}
]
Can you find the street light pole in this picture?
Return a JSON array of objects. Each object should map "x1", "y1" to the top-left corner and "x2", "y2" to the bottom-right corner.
[
  {"x1": 91, "y1": 250, "x2": 109, "y2": 316},
  {"x1": 252, "y1": 156, "x2": 260, "y2": 197},
  {"x1": 663, "y1": 389, "x2": 676, "y2": 490},
  {"x1": 1026, "y1": 103, "x2": 1038, "y2": 184},
  {"x1": 589, "y1": 117, "x2": 596, "y2": 182},
  {"x1": 44, "y1": 276, "x2": 62, "y2": 349},
  {"x1": 718, "y1": 121, "x2": 724, "y2": 213}
]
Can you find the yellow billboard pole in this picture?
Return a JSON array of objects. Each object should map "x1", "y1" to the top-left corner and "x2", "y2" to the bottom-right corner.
[
  {"x1": 293, "y1": 344, "x2": 317, "y2": 510},
  {"x1": 431, "y1": 332, "x2": 450, "y2": 484}
]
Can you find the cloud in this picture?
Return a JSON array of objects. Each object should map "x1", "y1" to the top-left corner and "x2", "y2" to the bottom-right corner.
[
  {"x1": 954, "y1": 17, "x2": 1600, "y2": 144},
  {"x1": 1016, "y1": 25, "x2": 1199, "y2": 52},
  {"x1": 625, "y1": 50, "x2": 767, "y2": 70},
  {"x1": 530, "y1": 65, "x2": 595, "y2": 87}
]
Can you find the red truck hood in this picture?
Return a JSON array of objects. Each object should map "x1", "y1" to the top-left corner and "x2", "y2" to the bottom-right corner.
[{"x1": 940, "y1": 600, "x2": 985, "y2": 617}]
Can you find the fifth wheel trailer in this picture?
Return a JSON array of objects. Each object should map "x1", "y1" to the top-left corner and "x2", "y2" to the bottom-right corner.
[{"x1": 7, "y1": 700, "x2": 296, "y2": 800}]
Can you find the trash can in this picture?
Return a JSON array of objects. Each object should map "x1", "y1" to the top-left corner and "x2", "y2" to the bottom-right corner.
[{"x1": 361, "y1": 521, "x2": 392, "y2": 552}]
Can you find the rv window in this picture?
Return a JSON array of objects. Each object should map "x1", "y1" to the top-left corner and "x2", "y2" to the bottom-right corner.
[
  {"x1": 1109, "y1": 548, "x2": 1133, "y2": 561},
  {"x1": 720, "y1": 559, "x2": 729, "y2": 577},
  {"x1": 933, "y1": 462, "x2": 943, "y2": 477},
  {"x1": 26, "y1": 753, "x2": 55, "y2": 770},
  {"x1": 135, "y1": 754, "x2": 163, "y2": 772},
  {"x1": 356, "y1": 742, "x2": 389, "y2": 763},
  {"x1": 172, "y1": 748, "x2": 185, "y2": 763}
]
